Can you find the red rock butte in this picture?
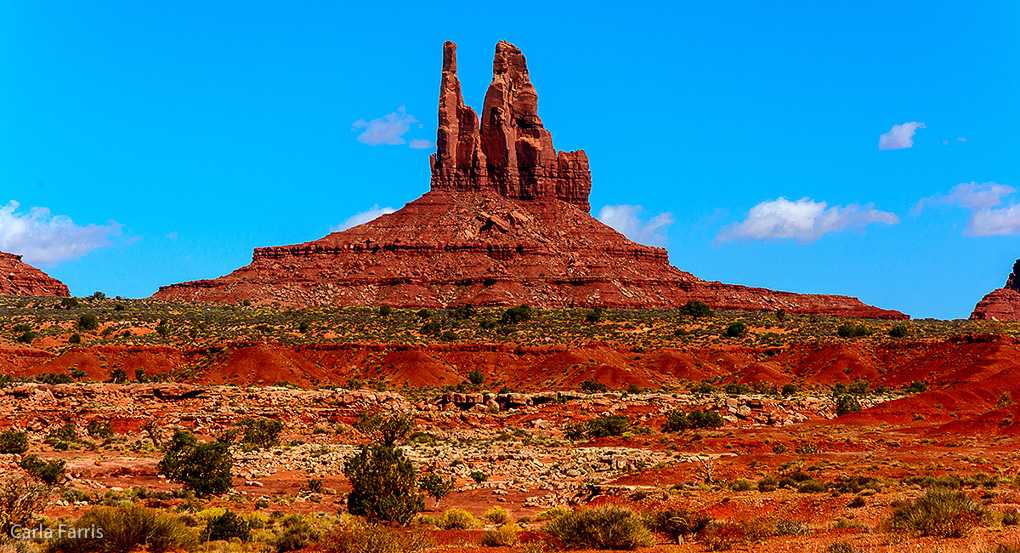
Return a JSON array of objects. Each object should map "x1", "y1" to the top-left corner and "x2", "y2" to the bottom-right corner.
[
  {"x1": 970, "y1": 259, "x2": 1020, "y2": 321},
  {"x1": 0, "y1": 251, "x2": 70, "y2": 297},
  {"x1": 153, "y1": 41, "x2": 906, "y2": 320}
]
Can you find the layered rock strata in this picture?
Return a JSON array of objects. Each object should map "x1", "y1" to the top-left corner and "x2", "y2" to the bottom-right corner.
[
  {"x1": 970, "y1": 259, "x2": 1020, "y2": 321},
  {"x1": 0, "y1": 251, "x2": 70, "y2": 297},
  {"x1": 153, "y1": 41, "x2": 905, "y2": 320}
]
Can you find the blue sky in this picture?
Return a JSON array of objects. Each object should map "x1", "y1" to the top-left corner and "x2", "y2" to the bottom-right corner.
[{"x1": 1, "y1": 1, "x2": 1017, "y2": 319}]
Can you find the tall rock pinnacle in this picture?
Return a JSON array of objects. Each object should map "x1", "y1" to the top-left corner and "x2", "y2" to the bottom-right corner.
[{"x1": 430, "y1": 41, "x2": 592, "y2": 211}]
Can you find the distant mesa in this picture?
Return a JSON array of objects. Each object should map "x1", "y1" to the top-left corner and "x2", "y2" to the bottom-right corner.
[
  {"x1": 970, "y1": 259, "x2": 1020, "y2": 321},
  {"x1": 152, "y1": 41, "x2": 906, "y2": 320},
  {"x1": 0, "y1": 251, "x2": 70, "y2": 297}
]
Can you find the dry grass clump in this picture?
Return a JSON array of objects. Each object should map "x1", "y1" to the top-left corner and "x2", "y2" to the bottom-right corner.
[
  {"x1": 320, "y1": 518, "x2": 431, "y2": 553},
  {"x1": 45, "y1": 504, "x2": 197, "y2": 553},
  {"x1": 885, "y1": 488, "x2": 986, "y2": 538},
  {"x1": 543, "y1": 505, "x2": 654, "y2": 550}
]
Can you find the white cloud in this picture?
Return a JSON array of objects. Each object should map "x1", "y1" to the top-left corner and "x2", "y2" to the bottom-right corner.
[
  {"x1": 408, "y1": 138, "x2": 436, "y2": 150},
  {"x1": 597, "y1": 205, "x2": 674, "y2": 247},
  {"x1": 0, "y1": 200, "x2": 121, "y2": 265},
  {"x1": 166, "y1": 231, "x2": 178, "y2": 240},
  {"x1": 715, "y1": 197, "x2": 899, "y2": 244},
  {"x1": 915, "y1": 181, "x2": 1020, "y2": 236},
  {"x1": 351, "y1": 106, "x2": 423, "y2": 146},
  {"x1": 879, "y1": 121, "x2": 926, "y2": 150},
  {"x1": 957, "y1": 137, "x2": 967, "y2": 142},
  {"x1": 330, "y1": 205, "x2": 396, "y2": 232}
]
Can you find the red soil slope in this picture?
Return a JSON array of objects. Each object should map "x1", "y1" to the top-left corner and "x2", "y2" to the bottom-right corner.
[{"x1": 5, "y1": 335, "x2": 1020, "y2": 429}]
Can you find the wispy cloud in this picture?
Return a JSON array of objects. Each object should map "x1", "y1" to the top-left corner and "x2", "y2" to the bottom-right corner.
[
  {"x1": 915, "y1": 181, "x2": 1020, "y2": 236},
  {"x1": 879, "y1": 121, "x2": 925, "y2": 150},
  {"x1": 597, "y1": 205, "x2": 674, "y2": 247},
  {"x1": 331, "y1": 205, "x2": 396, "y2": 232},
  {"x1": 408, "y1": 138, "x2": 436, "y2": 150},
  {"x1": 0, "y1": 201, "x2": 122, "y2": 265},
  {"x1": 351, "y1": 106, "x2": 424, "y2": 147},
  {"x1": 715, "y1": 197, "x2": 899, "y2": 245}
]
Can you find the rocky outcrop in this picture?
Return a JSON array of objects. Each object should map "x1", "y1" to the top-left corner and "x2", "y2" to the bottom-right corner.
[
  {"x1": 970, "y1": 259, "x2": 1020, "y2": 320},
  {"x1": 430, "y1": 41, "x2": 591, "y2": 210},
  {"x1": 152, "y1": 41, "x2": 905, "y2": 320},
  {"x1": 0, "y1": 252, "x2": 70, "y2": 297}
]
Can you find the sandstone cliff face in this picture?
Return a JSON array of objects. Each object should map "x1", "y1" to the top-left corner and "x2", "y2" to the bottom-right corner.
[
  {"x1": 970, "y1": 259, "x2": 1020, "y2": 321},
  {"x1": 153, "y1": 41, "x2": 905, "y2": 320},
  {"x1": 0, "y1": 252, "x2": 70, "y2": 297},
  {"x1": 430, "y1": 41, "x2": 591, "y2": 211}
]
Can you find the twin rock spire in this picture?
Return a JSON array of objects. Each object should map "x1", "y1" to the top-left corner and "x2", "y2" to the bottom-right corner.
[{"x1": 429, "y1": 41, "x2": 592, "y2": 211}]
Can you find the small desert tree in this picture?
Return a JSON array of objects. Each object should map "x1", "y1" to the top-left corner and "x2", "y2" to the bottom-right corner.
[
  {"x1": 344, "y1": 444, "x2": 424, "y2": 525},
  {"x1": 158, "y1": 430, "x2": 233, "y2": 497},
  {"x1": 343, "y1": 413, "x2": 425, "y2": 525}
]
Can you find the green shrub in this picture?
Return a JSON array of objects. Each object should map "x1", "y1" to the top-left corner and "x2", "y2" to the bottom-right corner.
[
  {"x1": 34, "y1": 372, "x2": 73, "y2": 386},
  {"x1": 885, "y1": 488, "x2": 986, "y2": 538},
  {"x1": 45, "y1": 504, "x2": 196, "y2": 553},
  {"x1": 158, "y1": 429, "x2": 233, "y2": 497},
  {"x1": 481, "y1": 524, "x2": 520, "y2": 547},
  {"x1": 469, "y1": 470, "x2": 489, "y2": 483},
  {"x1": 678, "y1": 301, "x2": 714, "y2": 318},
  {"x1": 467, "y1": 369, "x2": 484, "y2": 385},
  {"x1": 837, "y1": 323, "x2": 871, "y2": 338},
  {"x1": 237, "y1": 417, "x2": 284, "y2": 449},
  {"x1": 544, "y1": 505, "x2": 654, "y2": 550},
  {"x1": 344, "y1": 444, "x2": 424, "y2": 525},
  {"x1": 420, "y1": 320, "x2": 442, "y2": 336},
  {"x1": 690, "y1": 381, "x2": 715, "y2": 394},
  {"x1": 16, "y1": 331, "x2": 37, "y2": 343},
  {"x1": 109, "y1": 368, "x2": 128, "y2": 384},
  {"x1": 888, "y1": 324, "x2": 910, "y2": 338},
  {"x1": 835, "y1": 394, "x2": 863, "y2": 416},
  {"x1": 798, "y1": 480, "x2": 827, "y2": 493},
  {"x1": 78, "y1": 313, "x2": 100, "y2": 331},
  {"x1": 275, "y1": 514, "x2": 322, "y2": 552},
  {"x1": 68, "y1": 333, "x2": 82, "y2": 344},
  {"x1": 661, "y1": 409, "x2": 690, "y2": 433},
  {"x1": 586, "y1": 415, "x2": 631, "y2": 438},
  {"x1": 378, "y1": 305, "x2": 393, "y2": 317},
  {"x1": 731, "y1": 478, "x2": 753, "y2": 492},
  {"x1": 87, "y1": 420, "x2": 114, "y2": 440},
  {"x1": 585, "y1": 308, "x2": 605, "y2": 324},
  {"x1": 848, "y1": 380, "x2": 869, "y2": 395},
  {"x1": 644, "y1": 507, "x2": 711, "y2": 543},
  {"x1": 451, "y1": 304, "x2": 477, "y2": 320},
  {"x1": 725, "y1": 322, "x2": 747, "y2": 338},
  {"x1": 689, "y1": 409, "x2": 723, "y2": 429},
  {"x1": 580, "y1": 379, "x2": 607, "y2": 393},
  {"x1": 781, "y1": 383, "x2": 797, "y2": 396},
  {"x1": 20, "y1": 454, "x2": 65, "y2": 484},
  {"x1": 418, "y1": 473, "x2": 454, "y2": 506},
  {"x1": 0, "y1": 430, "x2": 29, "y2": 454},
  {"x1": 758, "y1": 476, "x2": 779, "y2": 492},
  {"x1": 499, "y1": 305, "x2": 533, "y2": 324},
  {"x1": 203, "y1": 509, "x2": 250, "y2": 542},
  {"x1": 377, "y1": 413, "x2": 415, "y2": 446},
  {"x1": 906, "y1": 381, "x2": 928, "y2": 393}
]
